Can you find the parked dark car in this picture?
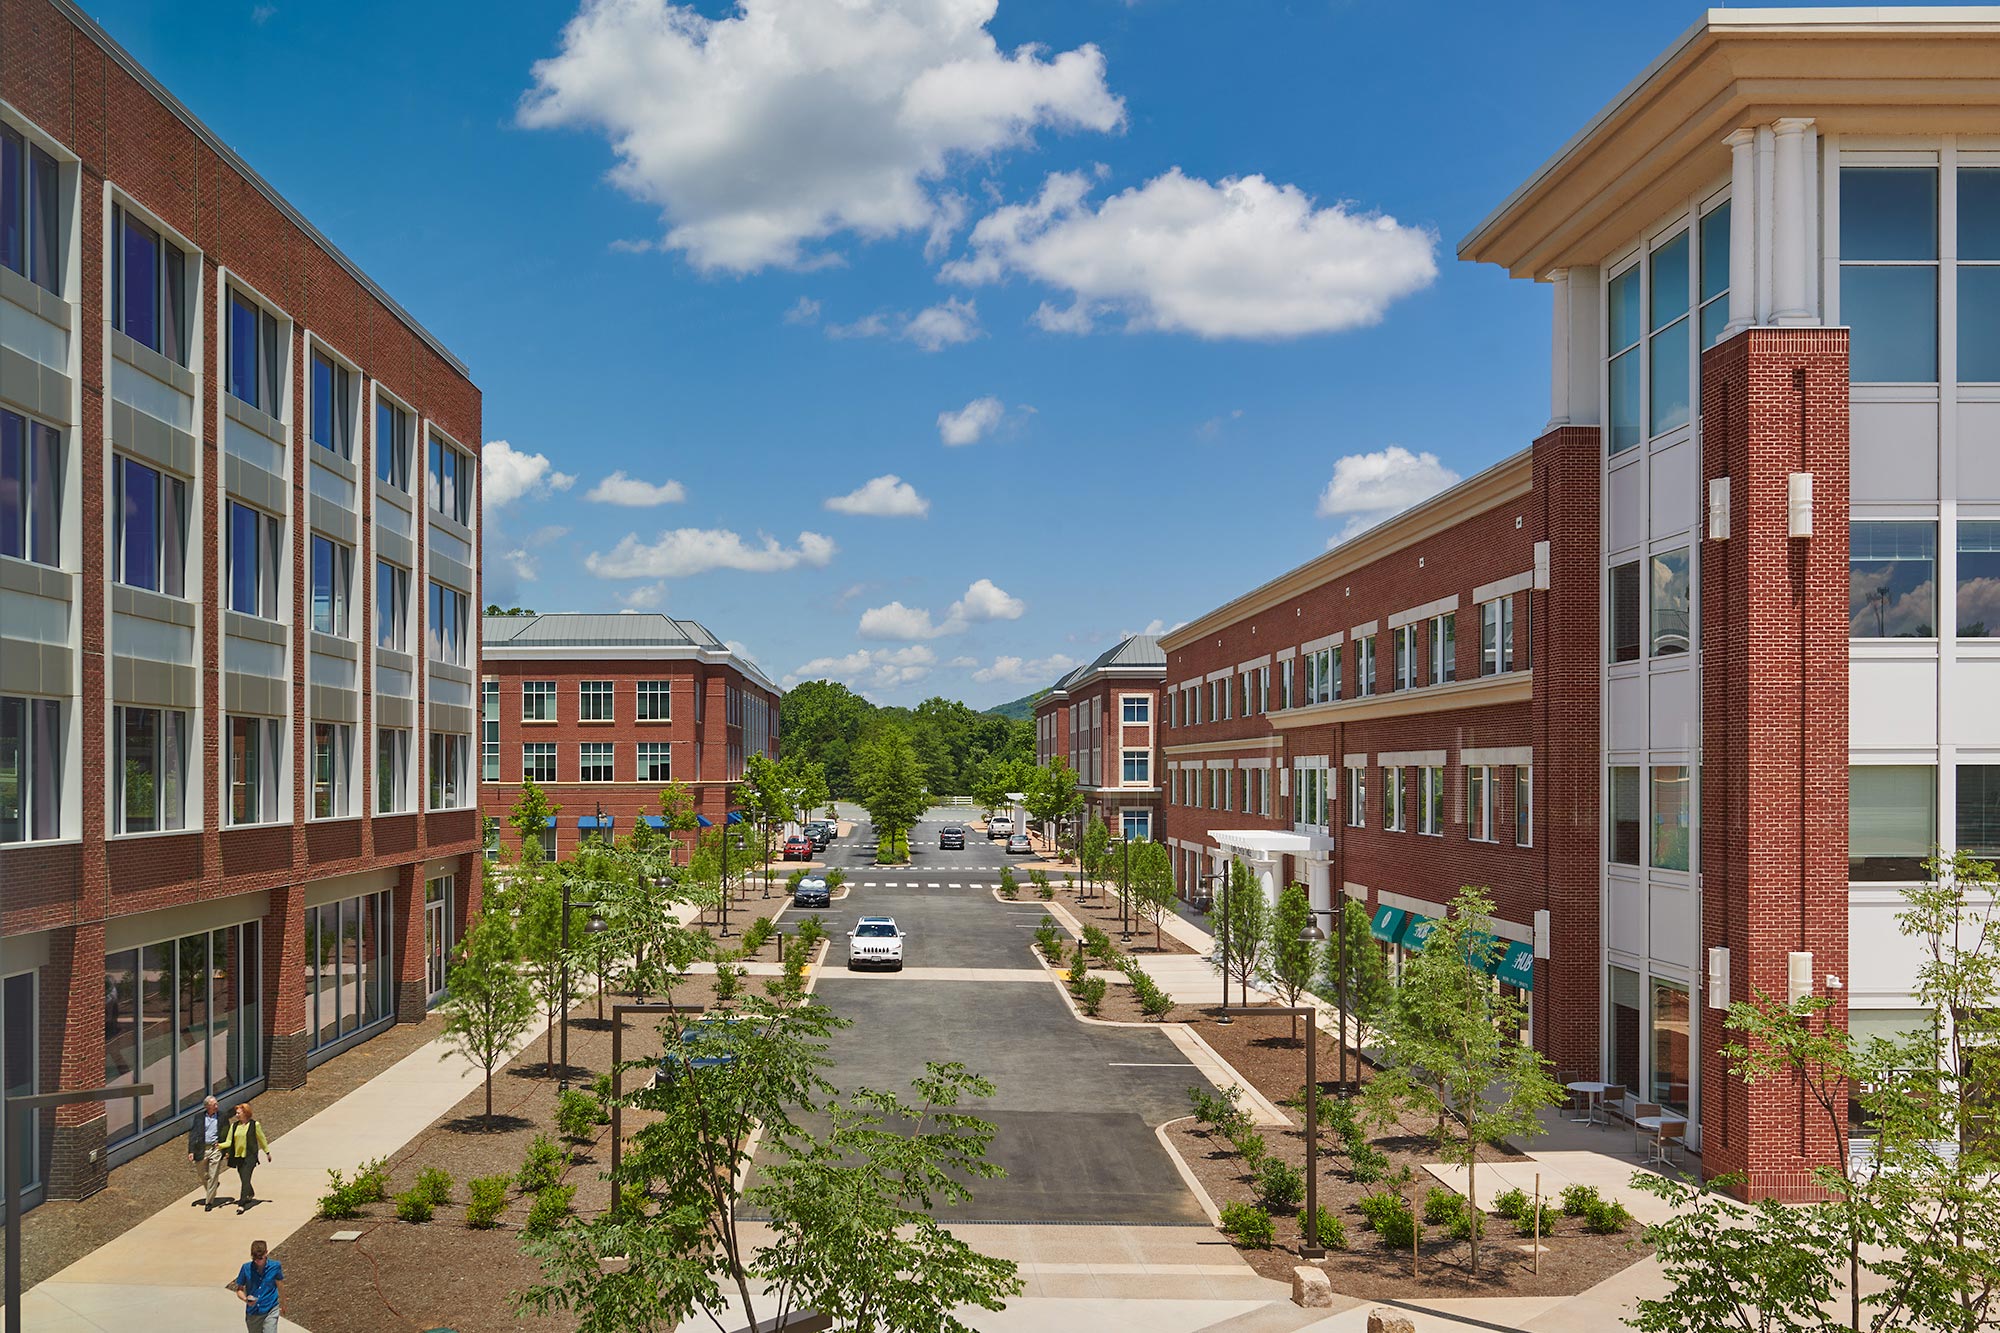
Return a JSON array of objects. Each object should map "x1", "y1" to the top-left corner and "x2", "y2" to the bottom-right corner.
[
  {"x1": 654, "y1": 1016, "x2": 746, "y2": 1086},
  {"x1": 782, "y1": 835, "x2": 813, "y2": 861},
  {"x1": 1006, "y1": 833, "x2": 1033, "y2": 855},
  {"x1": 792, "y1": 874, "x2": 830, "y2": 908},
  {"x1": 805, "y1": 824, "x2": 830, "y2": 851},
  {"x1": 939, "y1": 826, "x2": 965, "y2": 850}
]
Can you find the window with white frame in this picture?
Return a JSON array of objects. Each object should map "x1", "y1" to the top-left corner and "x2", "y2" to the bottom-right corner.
[
  {"x1": 112, "y1": 205, "x2": 192, "y2": 365},
  {"x1": 637, "y1": 742, "x2": 671, "y2": 783},
  {"x1": 1122, "y1": 749, "x2": 1149, "y2": 785},
  {"x1": 1516, "y1": 765, "x2": 1533, "y2": 847},
  {"x1": 376, "y1": 728, "x2": 411, "y2": 814},
  {"x1": 1468, "y1": 765, "x2": 1495, "y2": 842},
  {"x1": 227, "y1": 715, "x2": 282, "y2": 826},
  {"x1": 428, "y1": 732, "x2": 470, "y2": 809},
  {"x1": 113, "y1": 705, "x2": 187, "y2": 834},
  {"x1": 226, "y1": 287, "x2": 283, "y2": 415},
  {"x1": 523, "y1": 743, "x2": 557, "y2": 784},
  {"x1": 1280, "y1": 658, "x2": 1294, "y2": 709},
  {"x1": 0, "y1": 695, "x2": 61, "y2": 843},
  {"x1": 427, "y1": 581, "x2": 469, "y2": 665},
  {"x1": 377, "y1": 560, "x2": 410, "y2": 652},
  {"x1": 2, "y1": 408, "x2": 62, "y2": 568},
  {"x1": 1393, "y1": 624, "x2": 1419, "y2": 690},
  {"x1": 1965, "y1": 168, "x2": 2000, "y2": 382},
  {"x1": 1357, "y1": 636, "x2": 1377, "y2": 696},
  {"x1": 113, "y1": 456, "x2": 188, "y2": 597},
  {"x1": 1480, "y1": 598, "x2": 1515, "y2": 675},
  {"x1": 481, "y1": 681, "x2": 498, "y2": 782},
  {"x1": 5, "y1": 126, "x2": 63, "y2": 297},
  {"x1": 1220, "y1": 677, "x2": 1232, "y2": 720},
  {"x1": 1430, "y1": 613, "x2": 1456, "y2": 684},
  {"x1": 638, "y1": 679, "x2": 671, "y2": 721},
  {"x1": 1346, "y1": 765, "x2": 1366, "y2": 827},
  {"x1": 310, "y1": 535, "x2": 352, "y2": 637},
  {"x1": 1123, "y1": 695, "x2": 1149, "y2": 724},
  {"x1": 579, "y1": 742, "x2": 614, "y2": 783},
  {"x1": 1381, "y1": 766, "x2": 1406, "y2": 832},
  {"x1": 428, "y1": 435, "x2": 472, "y2": 526},
  {"x1": 1699, "y1": 201, "x2": 1731, "y2": 347},
  {"x1": 1294, "y1": 765, "x2": 1327, "y2": 828},
  {"x1": 227, "y1": 501, "x2": 281, "y2": 620},
  {"x1": 1418, "y1": 766, "x2": 1444, "y2": 836},
  {"x1": 309, "y1": 350, "x2": 354, "y2": 460},
  {"x1": 1842, "y1": 165, "x2": 1937, "y2": 383},
  {"x1": 1652, "y1": 549, "x2": 1690, "y2": 656},
  {"x1": 375, "y1": 397, "x2": 412, "y2": 494},
  {"x1": 311, "y1": 722, "x2": 353, "y2": 819},
  {"x1": 580, "y1": 680, "x2": 614, "y2": 722},
  {"x1": 1121, "y1": 810, "x2": 1150, "y2": 841},
  {"x1": 1606, "y1": 223, "x2": 1696, "y2": 456},
  {"x1": 522, "y1": 680, "x2": 557, "y2": 721},
  {"x1": 1220, "y1": 767, "x2": 1234, "y2": 812}
]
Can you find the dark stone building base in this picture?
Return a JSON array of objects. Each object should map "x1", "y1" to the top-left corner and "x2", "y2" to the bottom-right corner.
[
  {"x1": 45, "y1": 1117, "x2": 108, "y2": 1201},
  {"x1": 395, "y1": 978, "x2": 430, "y2": 1025},
  {"x1": 267, "y1": 1029, "x2": 310, "y2": 1092}
]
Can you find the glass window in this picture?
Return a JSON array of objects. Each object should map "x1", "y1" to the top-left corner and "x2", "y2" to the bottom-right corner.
[
  {"x1": 1649, "y1": 230, "x2": 1691, "y2": 436},
  {"x1": 375, "y1": 398, "x2": 411, "y2": 492},
  {"x1": 580, "y1": 680, "x2": 614, "y2": 722},
  {"x1": 111, "y1": 205, "x2": 189, "y2": 364},
  {"x1": 310, "y1": 535, "x2": 352, "y2": 636},
  {"x1": 227, "y1": 502, "x2": 280, "y2": 620},
  {"x1": 1610, "y1": 766, "x2": 1641, "y2": 866},
  {"x1": 1122, "y1": 810, "x2": 1150, "y2": 841},
  {"x1": 0, "y1": 695, "x2": 62, "y2": 843},
  {"x1": 376, "y1": 728, "x2": 411, "y2": 814},
  {"x1": 1393, "y1": 624, "x2": 1417, "y2": 690},
  {"x1": 523, "y1": 743, "x2": 557, "y2": 784},
  {"x1": 114, "y1": 706, "x2": 188, "y2": 835},
  {"x1": 1849, "y1": 765, "x2": 1936, "y2": 882},
  {"x1": 227, "y1": 289, "x2": 282, "y2": 412},
  {"x1": 1608, "y1": 263, "x2": 1642, "y2": 454},
  {"x1": 1963, "y1": 169, "x2": 2000, "y2": 382},
  {"x1": 638, "y1": 741, "x2": 672, "y2": 783},
  {"x1": 481, "y1": 680, "x2": 499, "y2": 783},
  {"x1": 376, "y1": 560, "x2": 409, "y2": 651},
  {"x1": 1122, "y1": 749, "x2": 1149, "y2": 784},
  {"x1": 428, "y1": 436, "x2": 472, "y2": 526},
  {"x1": 428, "y1": 732, "x2": 469, "y2": 809},
  {"x1": 310, "y1": 351, "x2": 354, "y2": 459},
  {"x1": 1609, "y1": 965, "x2": 1642, "y2": 1095},
  {"x1": 1430, "y1": 612, "x2": 1456, "y2": 683},
  {"x1": 1418, "y1": 766, "x2": 1444, "y2": 836},
  {"x1": 227, "y1": 716, "x2": 281, "y2": 825},
  {"x1": 1357, "y1": 636, "x2": 1376, "y2": 696},
  {"x1": 579, "y1": 742, "x2": 614, "y2": 783},
  {"x1": 1652, "y1": 980, "x2": 1691, "y2": 1116},
  {"x1": 1650, "y1": 766, "x2": 1691, "y2": 871},
  {"x1": 1651, "y1": 549, "x2": 1690, "y2": 656},
  {"x1": 3, "y1": 127, "x2": 62, "y2": 295},
  {"x1": 1958, "y1": 764, "x2": 2000, "y2": 859},
  {"x1": 1841, "y1": 168, "x2": 1938, "y2": 382},
  {"x1": 1469, "y1": 765, "x2": 1493, "y2": 841},
  {"x1": 312, "y1": 722, "x2": 352, "y2": 818},
  {"x1": 0, "y1": 409, "x2": 61, "y2": 567},
  {"x1": 1699, "y1": 201, "x2": 1731, "y2": 347},
  {"x1": 1515, "y1": 765, "x2": 1533, "y2": 848},
  {"x1": 523, "y1": 680, "x2": 557, "y2": 721},
  {"x1": 1849, "y1": 522, "x2": 1936, "y2": 638},
  {"x1": 1382, "y1": 766, "x2": 1406, "y2": 832},
  {"x1": 637, "y1": 680, "x2": 671, "y2": 721},
  {"x1": 428, "y1": 582, "x2": 469, "y2": 665},
  {"x1": 1346, "y1": 766, "x2": 1366, "y2": 827},
  {"x1": 1480, "y1": 597, "x2": 1514, "y2": 675},
  {"x1": 1958, "y1": 521, "x2": 2000, "y2": 638},
  {"x1": 114, "y1": 456, "x2": 188, "y2": 597},
  {"x1": 1123, "y1": 696, "x2": 1150, "y2": 724},
  {"x1": 1611, "y1": 561, "x2": 1642, "y2": 662}
]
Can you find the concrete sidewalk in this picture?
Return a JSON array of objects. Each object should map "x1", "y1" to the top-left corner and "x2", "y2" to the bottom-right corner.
[{"x1": 21, "y1": 1018, "x2": 546, "y2": 1333}]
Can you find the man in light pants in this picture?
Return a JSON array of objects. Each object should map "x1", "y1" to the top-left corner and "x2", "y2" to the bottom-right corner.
[{"x1": 186, "y1": 1095, "x2": 227, "y2": 1209}]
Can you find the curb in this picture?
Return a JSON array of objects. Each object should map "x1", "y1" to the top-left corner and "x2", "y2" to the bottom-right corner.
[{"x1": 1155, "y1": 1115, "x2": 1225, "y2": 1228}]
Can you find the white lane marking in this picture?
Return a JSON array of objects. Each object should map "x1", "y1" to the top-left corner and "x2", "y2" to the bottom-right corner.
[
  {"x1": 1107, "y1": 1062, "x2": 1199, "y2": 1068},
  {"x1": 927, "y1": 882, "x2": 942, "y2": 889}
]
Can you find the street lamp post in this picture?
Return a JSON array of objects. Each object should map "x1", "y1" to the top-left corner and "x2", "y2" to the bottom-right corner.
[
  {"x1": 1111, "y1": 836, "x2": 1133, "y2": 942},
  {"x1": 1203, "y1": 865, "x2": 1233, "y2": 1023},
  {"x1": 1231, "y1": 1000, "x2": 1326, "y2": 1261},
  {"x1": 558, "y1": 865, "x2": 606, "y2": 1093},
  {"x1": 6, "y1": 1083, "x2": 154, "y2": 1333}
]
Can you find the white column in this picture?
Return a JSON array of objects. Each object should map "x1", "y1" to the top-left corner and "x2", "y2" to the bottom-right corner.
[
  {"x1": 1773, "y1": 117, "x2": 1816, "y2": 326},
  {"x1": 1547, "y1": 268, "x2": 1571, "y2": 430},
  {"x1": 1724, "y1": 129, "x2": 1757, "y2": 336},
  {"x1": 1564, "y1": 264, "x2": 1600, "y2": 424},
  {"x1": 1755, "y1": 125, "x2": 1776, "y2": 324}
]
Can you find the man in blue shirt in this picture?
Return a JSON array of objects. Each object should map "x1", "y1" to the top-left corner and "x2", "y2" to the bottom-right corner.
[{"x1": 227, "y1": 1239, "x2": 285, "y2": 1332}]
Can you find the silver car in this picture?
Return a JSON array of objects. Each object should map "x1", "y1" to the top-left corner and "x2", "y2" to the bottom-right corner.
[{"x1": 847, "y1": 916, "x2": 905, "y2": 971}]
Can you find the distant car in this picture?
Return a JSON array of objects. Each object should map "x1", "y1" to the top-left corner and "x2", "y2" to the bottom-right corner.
[
  {"x1": 805, "y1": 824, "x2": 830, "y2": 851},
  {"x1": 1006, "y1": 833, "x2": 1032, "y2": 855},
  {"x1": 653, "y1": 1016, "x2": 746, "y2": 1086},
  {"x1": 847, "y1": 916, "x2": 905, "y2": 971},
  {"x1": 792, "y1": 873, "x2": 830, "y2": 908},
  {"x1": 816, "y1": 820, "x2": 839, "y2": 841},
  {"x1": 987, "y1": 816, "x2": 1014, "y2": 840},
  {"x1": 939, "y1": 826, "x2": 965, "y2": 850},
  {"x1": 782, "y1": 835, "x2": 813, "y2": 861}
]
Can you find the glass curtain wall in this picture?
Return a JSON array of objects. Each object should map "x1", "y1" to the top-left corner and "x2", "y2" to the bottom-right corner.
[
  {"x1": 101, "y1": 921, "x2": 261, "y2": 1148},
  {"x1": 304, "y1": 890, "x2": 393, "y2": 1056}
]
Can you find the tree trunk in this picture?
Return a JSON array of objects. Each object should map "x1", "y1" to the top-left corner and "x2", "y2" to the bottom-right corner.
[
  {"x1": 484, "y1": 1068, "x2": 494, "y2": 1125},
  {"x1": 1468, "y1": 1150, "x2": 1479, "y2": 1274}
]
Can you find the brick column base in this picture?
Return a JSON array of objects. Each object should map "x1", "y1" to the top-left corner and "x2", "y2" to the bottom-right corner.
[
  {"x1": 44, "y1": 1117, "x2": 108, "y2": 1201},
  {"x1": 395, "y1": 977, "x2": 430, "y2": 1025},
  {"x1": 266, "y1": 1029, "x2": 310, "y2": 1092}
]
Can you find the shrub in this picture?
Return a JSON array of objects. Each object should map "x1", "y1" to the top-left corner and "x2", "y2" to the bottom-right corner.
[
  {"x1": 1034, "y1": 919, "x2": 1065, "y2": 961},
  {"x1": 786, "y1": 869, "x2": 806, "y2": 893},
  {"x1": 1219, "y1": 1201, "x2": 1275, "y2": 1249},
  {"x1": 1357, "y1": 1190, "x2": 1414, "y2": 1235},
  {"x1": 1029, "y1": 870, "x2": 1050, "y2": 895},
  {"x1": 555, "y1": 1089, "x2": 599, "y2": 1142},
  {"x1": 1305, "y1": 1205, "x2": 1347, "y2": 1250},
  {"x1": 1082, "y1": 925, "x2": 1116, "y2": 964},
  {"x1": 1066, "y1": 941, "x2": 1089, "y2": 987},
  {"x1": 1423, "y1": 1185, "x2": 1467, "y2": 1227},
  {"x1": 1515, "y1": 1202, "x2": 1547, "y2": 1237},
  {"x1": 1491, "y1": 1187, "x2": 1530, "y2": 1222},
  {"x1": 1076, "y1": 974, "x2": 1108, "y2": 1016},
  {"x1": 1559, "y1": 1183, "x2": 1603, "y2": 1217},
  {"x1": 316, "y1": 1169, "x2": 364, "y2": 1221},
  {"x1": 713, "y1": 962, "x2": 744, "y2": 1005},
  {"x1": 1375, "y1": 1204, "x2": 1420, "y2": 1252},
  {"x1": 1254, "y1": 1157, "x2": 1305, "y2": 1213},
  {"x1": 1123, "y1": 959, "x2": 1174, "y2": 1019},
  {"x1": 740, "y1": 917, "x2": 775, "y2": 953},
  {"x1": 517, "y1": 1134, "x2": 566, "y2": 1193},
  {"x1": 1319, "y1": 1094, "x2": 1358, "y2": 1143},
  {"x1": 796, "y1": 916, "x2": 828, "y2": 948},
  {"x1": 824, "y1": 869, "x2": 847, "y2": 890},
  {"x1": 1346, "y1": 1142, "x2": 1388, "y2": 1184},
  {"x1": 1187, "y1": 1084, "x2": 1245, "y2": 1128},
  {"x1": 394, "y1": 1186, "x2": 435, "y2": 1223},
  {"x1": 1226, "y1": 1125, "x2": 1267, "y2": 1170},
  {"x1": 351, "y1": 1156, "x2": 391, "y2": 1204},
  {"x1": 590, "y1": 1073, "x2": 617, "y2": 1124},
  {"x1": 523, "y1": 1184, "x2": 576, "y2": 1235},
  {"x1": 1037, "y1": 879, "x2": 1056, "y2": 901},
  {"x1": 1000, "y1": 883, "x2": 1018, "y2": 900},
  {"x1": 611, "y1": 1183, "x2": 650, "y2": 1219},
  {"x1": 998, "y1": 866, "x2": 1018, "y2": 898},
  {"x1": 1583, "y1": 1198, "x2": 1634, "y2": 1234},
  {"x1": 414, "y1": 1166, "x2": 454, "y2": 1208},
  {"x1": 465, "y1": 1174, "x2": 511, "y2": 1229}
]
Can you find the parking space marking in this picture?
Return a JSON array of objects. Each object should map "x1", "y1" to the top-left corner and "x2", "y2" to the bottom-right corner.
[{"x1": 1107, "y1": 1062, "x2": 1198, "y2": 1068}]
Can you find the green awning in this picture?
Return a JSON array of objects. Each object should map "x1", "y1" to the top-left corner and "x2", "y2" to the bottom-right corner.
[
  {"x1": 1400, "y1": 913, "x2": 1438, "y2": 951},
  {"x1": 1494, "y1": 940, "x2": 1536, "y2": 991},
  {"x1": 1369, "y1": 905, "x2": 1408, "y2": 944}
]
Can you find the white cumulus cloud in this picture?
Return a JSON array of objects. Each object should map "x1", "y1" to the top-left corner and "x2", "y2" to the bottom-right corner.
[
  {"x1": 973, "y1": 652, "x2": 1077, "y2": 685},
  {"x1": 518, "y1": 0, "x2": 1124, "y2": 273},
  {"x1": 858, "y1": 577, "x2": 1024, "y2": 639},
  {"x1": 783, "y1": 296, "x2": 821, "y2": 325},
  {"x1": 937, "y1": 395, "x2": 1006, "y2": 446},
  {"x1": 943, "y1": 167, "x2": 1437, "y2": 339},
  {"x1": 784, "y1": 644, "x2": 937, "y2": 691},
  {"x1": 587, "y1": 471, "x2": 687, "y2": 507},
  {"x1": 1316, "y1": 445, "x2": 1461, "y2": 542},
  {"x1": 824, "y1": 474, "x2": 930, "y2": 518},
  {"x1": 585, "y1": 528, "x2": 837, "y2": 578},
  {"x1": 482, "y1": 440, "x2": 576, "y2": 508},
  {"x1": 829, "y1": 298, "x2": 982, "y2": 351}
]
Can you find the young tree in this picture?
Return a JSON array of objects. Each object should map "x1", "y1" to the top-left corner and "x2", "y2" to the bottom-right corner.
[
  {"x1": 853, "y1": 726, "x2": 929, "y2": 859},
  {"x1": 518, "y1": 1000, "x2": 1022, "y2": 1332},
  {"x1": 1360, "y1": 885, "x2": 1561, "y2": 1274},
  {"x1": 1632, "y1": 849, "x2": 2000, "y2": 1333},
  {"x1": 1078, "y1": 815, "x2": 1111, "y2": 900},
  {"x1": 1128, "y1": 840, "x2": 1179, "y2": 951},
  {"x1": 736, "y1": 752, "x2": 796, "y2": 895},
  {"x1": 1316, "y1": 898, "x2": 1392, "y2": 1048},
  {"x1": 510, "y1": 778, "x2": 561, "y2": 863},
  {"x1": 1262, "y1": 883, "x2": 1317, "y2": 1043},
  {"x1": 1214, "y1": 859, "x2": 1270, "y2": 1009},
  {"x1": 1022, "y1": 758, "x2": 1081, "y2": 846},
  {"x1": 437, "y1": 908, "x2": 536, "y2": 1125}
]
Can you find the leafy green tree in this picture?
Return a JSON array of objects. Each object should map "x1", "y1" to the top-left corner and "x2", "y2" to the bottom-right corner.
[
  {"x1": 1127, "y1": 840, "x2": 1179, "y2": 951},
  {"x1": 735, "y1": 752, "x2": 796, "y2": 893},
  {"x1": 1632, "y1": 849, "x2": 2000, "y2": 1333},
  {"x1": 518, "y1": 1000, "x2": 1021, "y2": 1332},
  {"x1": 788, "y1": 756, "x2": 832, "y2": 825},
  {"x1": 1214, "y1": 858, "x2": 1270, "y2": 1008},
  {"x1": 852, "y1": 726, "x2": 929, "y2": 857},
  {"x1": 510, "y1": 778, "x2": 560, "y2": 863},
  {"x1": 1022, "y1": 758, "x2": 1082, "y2": 845},
  {"x1": 1361, "y1": 885, "x2": 1561, "y2": 1273},
  {"x1": 1078, "y1": 815, "x2": 1111, "y2": 899},
  {"x1": 777, "y1": 680, "x2": 873, "y2": 796},
  {"x1": 437, "y1": 907, "x2": 536, "y2": 1125},
  {"x1": 1317, "y1": 898, "x2": 1392, "y2": 1035},
  {"x1": 1262, "y1": 883, "x2": 1317, "y2": 1043}
]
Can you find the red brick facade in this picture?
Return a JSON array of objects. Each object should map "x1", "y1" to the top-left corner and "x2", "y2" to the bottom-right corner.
[{"x1": 1034, "y1": 648, "x2": 1165, "y2": 840}]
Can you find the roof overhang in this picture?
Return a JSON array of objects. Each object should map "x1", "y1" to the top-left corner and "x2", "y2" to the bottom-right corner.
[
  {"x1": 1212, "y1": 829, "x2": 1336, "y2": 858},
  {"x1": 1460, "y1": 7, "x2": 2000, "y2": 279}
]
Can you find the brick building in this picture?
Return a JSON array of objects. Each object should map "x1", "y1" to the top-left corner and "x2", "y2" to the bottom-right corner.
[
  {"x1": 1034, "y1": 634, "x2": 1166, "y2": 842},
  {"x1": 480, "y1": 613, "x2": 780, "y2": 860},
  {"x1": 1, "y1": 0, "x2": 484, "y2": 1204},
  {"x1": 1162, "y1": 7, "x2": 2000, "y2": 1199}
]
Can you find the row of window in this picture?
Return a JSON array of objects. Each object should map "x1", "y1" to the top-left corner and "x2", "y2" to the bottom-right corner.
[
  {"x1": 1173, "y1": 596, "x2": 1523, "y2": 727},
  {"x1": 1169, "y1": 760, "x2": 1535, "y2": 847},
  {"x1": 519, "y1": 679, "x2": 674, "y2": 723},
  {"x1": 517, "y1": 742, "x2": 675, "y2": 785}
]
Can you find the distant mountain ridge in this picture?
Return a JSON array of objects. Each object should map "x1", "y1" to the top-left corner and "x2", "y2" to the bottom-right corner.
[{"x1": 984, "y1": 689, "x2": 1048, "y2": 721}]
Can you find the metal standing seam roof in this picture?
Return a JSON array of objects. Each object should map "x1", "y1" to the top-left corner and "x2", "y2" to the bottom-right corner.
[
  {"x1": 1045, "y1": 634, "x2": 1167, "y2": 696},
  {"x1": 481, "y1": 613, "x2": 772, "y2": 691}
]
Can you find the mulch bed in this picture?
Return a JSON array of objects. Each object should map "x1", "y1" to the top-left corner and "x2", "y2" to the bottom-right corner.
[
  {"x1": 1048, "y1": 883, "x2": 1197, "y2": 955},
  {"x1": 1168, "y1": 1117, "x2": 1650, "y2": 1296},
  {"x1": 273, "y1": 979, "x2": 737, "y2": 1333},
  {"x1": 19, "y1": 1014, "x2": 446, "y2": 1288}
]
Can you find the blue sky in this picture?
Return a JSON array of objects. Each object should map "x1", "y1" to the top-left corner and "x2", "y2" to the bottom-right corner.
[{"x1": 89, "y1": 0, "x2": 1826, "y2": 705}]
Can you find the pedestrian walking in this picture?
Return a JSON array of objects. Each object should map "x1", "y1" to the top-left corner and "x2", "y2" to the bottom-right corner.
[
  {"x1": 225, "y1": 1100, "x2": 272, "y2": 1209},
  {"x1": 226, "y1": 1239, "x2": 285, "y2": 1332},
  {"x1": 185, "y1": 1095, "x2": 228, "y2": 1209}
]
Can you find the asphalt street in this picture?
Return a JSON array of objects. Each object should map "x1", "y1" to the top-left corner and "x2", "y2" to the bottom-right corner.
[{"x1": 774, "y1": 810, "x2": 1215, "y2": 1225}]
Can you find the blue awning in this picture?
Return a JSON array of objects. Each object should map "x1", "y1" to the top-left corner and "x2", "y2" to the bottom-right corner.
[
  {"x1": 642, "y1": 815, "x2": 667, "y2": 830},
  {"x1": 696, "y1": 814, "x2": 714, "y2": 828},
  {"x1": 1368, "y1": 905, "x2": 1408, "y2": 944},
  {"x1": 725, "y1": 810, "x2": 747, "y2": 825},
  {"x1": 578, "y1": 815, "x2": 615, "y2": 831}
]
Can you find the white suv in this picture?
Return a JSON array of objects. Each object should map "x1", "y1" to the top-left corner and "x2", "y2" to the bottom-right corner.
[
  {"x1": 847, "y1": 916, "x2": 905, "y2": 971},
  {"x1": 987, "y1": 816, "x2": 1014, "y2": 840}
]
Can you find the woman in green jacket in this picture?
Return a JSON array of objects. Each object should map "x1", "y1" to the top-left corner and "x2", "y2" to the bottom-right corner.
[{"x1": 225, "y1": 1100, "x2": 272, "y2": 1207}]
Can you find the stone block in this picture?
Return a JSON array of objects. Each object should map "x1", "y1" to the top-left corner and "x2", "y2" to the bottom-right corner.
[
  {"x1": 1291, "y1": 1265, "x2": 1333, "y2": 1308},
  {"x1": 1366, "y1": 1312, "x2": 1416, "y2": 1333}
]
